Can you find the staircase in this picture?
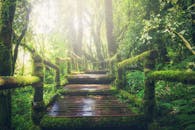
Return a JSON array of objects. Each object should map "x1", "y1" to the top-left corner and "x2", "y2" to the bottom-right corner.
[{"x1": 40, "y1": 71, "x2": 146, "y2": 130}]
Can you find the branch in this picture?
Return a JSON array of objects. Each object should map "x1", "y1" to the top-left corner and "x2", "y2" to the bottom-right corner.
[
  {"x1": 168, "y1": 27, "x2": 195, "y2": 55},
  {"x1": 13, "y1": 3, "x2": 31, "y2": 72},
  {"x1": 20, "y1": 43, "x2": 35, "y2": 54}
]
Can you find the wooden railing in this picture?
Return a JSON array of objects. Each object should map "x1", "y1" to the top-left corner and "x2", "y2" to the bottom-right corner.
[
  {"x1": 116, "y1": 50, "x2": 195, "y2": 125},
  {"x1": 0, "y1": 51, "x2": 62, "y2": 128}
]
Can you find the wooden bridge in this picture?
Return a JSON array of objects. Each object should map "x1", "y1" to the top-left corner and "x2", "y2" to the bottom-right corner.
[
  {"x1": 41, "y1": 71, "x2": 144, "y2": 130},
  {"x1": 0, "y1": 50, "x2": 195, "y2": 130}
]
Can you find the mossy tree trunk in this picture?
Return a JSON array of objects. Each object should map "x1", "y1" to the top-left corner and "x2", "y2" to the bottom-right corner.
[
  {"x1": 0, "y1": 0, "x2": 16, "y2": 129},
  {"x1": 143, "y1": 50, "x2": 157, "y2": 123}
]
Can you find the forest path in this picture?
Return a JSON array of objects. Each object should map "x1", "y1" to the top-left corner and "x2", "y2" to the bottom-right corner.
[{"x1": 41, "y1": 72, "x2": 145, "y2": 130}]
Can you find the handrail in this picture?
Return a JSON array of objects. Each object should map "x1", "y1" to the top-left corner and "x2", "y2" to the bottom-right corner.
[
  {"x1": 116, "y1": 49, "x2": 195, "y2": 125},
  {"x1": 116, "y1": 50, "x2": 156, "y2": 123},
  {"x1": 0, "y1": 76, "x2": 40, "y2": 90},
  {"x1": 118, "y1": 50, "x2": 152, "y2": 70},
  {"x1": 148, "y1": 70, "x2": 195, "y2": 84},
  {"x1": 21, "y1": 43, "x2": 60, "y2": 87}
]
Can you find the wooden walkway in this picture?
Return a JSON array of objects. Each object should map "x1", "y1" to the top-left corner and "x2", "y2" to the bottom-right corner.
[{"x1": 41, "y1": 72, "x2": 145, "y2": 130}]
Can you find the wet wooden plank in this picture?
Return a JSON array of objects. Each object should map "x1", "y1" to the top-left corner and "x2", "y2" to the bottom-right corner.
[
  {"x1": 67, "y1": 74, "x2": 113, "y2": 84},
  {"x1": 64, "y1": 84, "x2": 111, "y2": 91},
  {"x1": 47, "y1": 95, "x2": 135, "y2": 117}
]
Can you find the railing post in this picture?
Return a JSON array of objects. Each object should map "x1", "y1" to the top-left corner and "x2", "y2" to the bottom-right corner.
[
  {"x1": 55, "y1": 68, "x2": 60, "y2": 89},
  {"x1": 67, "y1": 59, "x2": 71, "y2": 74},
  {"x1": 117, "y1": 68, "x2": 126, "y2": 89},
  {"x1": 32, "y1": 54, "x2": 45, "y2": 125},
  {"x1": 116, "y1": 54, "x2": 126, "y2": 89},
  {"x1": 109, "y1": 60, "x2": 115, "y2": 75},
  {"x1": 143, "y1": 50, "x2": 157, "y2": 123}
]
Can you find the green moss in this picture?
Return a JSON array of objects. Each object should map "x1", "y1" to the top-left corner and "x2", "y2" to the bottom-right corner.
[
  {"x1": 118, "y1": 50, "x2": 152, "y2": 70},
  {"x1": 148, "y1": 70, "x2": 195, "y2": 84},
  {"x1": 40, "y1": 115, "x2": 146, "y2": 130},
  {"x1": 0, "y1": 76, "x2": 40, "y2": 89}
]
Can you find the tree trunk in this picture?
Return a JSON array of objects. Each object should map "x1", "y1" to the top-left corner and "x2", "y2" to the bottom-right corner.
[
  {"x1": 105, "y1": 0, "x2": 116, "y2": 57},
  {"x1": 92, "y1": 19, "x2": 104, "y2": 63},
  {"x1": 0, "y1": 0, "x2": 16, "y2": 129},
  {"x1": 192, "y1": 0, "x2": 195, "y2": 45},
  {"x1": 75, "y1": 0, "x2": 83, "y2": 56}
]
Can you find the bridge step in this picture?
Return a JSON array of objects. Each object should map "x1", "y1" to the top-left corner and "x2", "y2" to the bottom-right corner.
[
  {"x1": 67, "y1": 74, "x2": 113, "y2": 84},
  {"x1": 85, "y1": 70, "x2": 108, "y2": 74},
  {"x1": 47, "y1": 95, "x2": 134, "y2": 117},
  {"x1": 61, "y1": 84, "x2": 117, "y2": 96}
]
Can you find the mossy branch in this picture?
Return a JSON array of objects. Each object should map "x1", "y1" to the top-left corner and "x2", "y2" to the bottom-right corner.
[
  {"x1": 148, "y1": 70, "x2": 195, "y2": 84},
  {"x1": 168, "y1": 27, "x2": 195, "y2": 55},
  {"x1": 0, "y1": 76, "x2": 40, "y2": 90},
  {"x1": 118, "y1": 50, "x2": 152, "y2": 70}
]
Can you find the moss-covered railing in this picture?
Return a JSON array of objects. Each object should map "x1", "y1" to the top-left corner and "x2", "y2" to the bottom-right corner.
[
  {"x1": 0, "y1": 44, "x2": 63, "y2": 128},
  {"x1": 0, "y1": 54, "x2": 44, "y2": 128},
  {"x1": 116, "y1": 50, "x2": 195, "y2": 127},
  {"x1": 0, "y1": 75, "x2": 41, "y2": 129},
  {"x1": 21, "y1": 43, "x2": 61, "y2": 88},
  {"x1": 0, "y1": 76, "x2": 40, "y2": 90},
  {"x1": 117, "y1": 50, "x2": 153, "y2": 89}
]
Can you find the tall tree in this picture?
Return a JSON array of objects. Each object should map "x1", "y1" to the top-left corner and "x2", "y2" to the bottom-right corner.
[
  {"x1": 75, "y1": 0, "x2": 84, "y2": 56},
  {"x1": 0, "y1": 0, "x2": 16, "y2": 129},
  {"x1": 13, "y1": 0, "x2": 31, "y2": 73},
  {"x1": 104, "y1": 0, "x2": 116, "y2": 57},
  {"x1": 191, "y1": 0, "x2": 195, "y2": 45},
  {"x1": 91, "y1": 0, "x2": 104, "y2": 62}
]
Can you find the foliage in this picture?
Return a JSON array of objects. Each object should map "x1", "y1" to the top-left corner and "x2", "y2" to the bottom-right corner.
[
  {"x1": 117, "y1": 90, "x2": 143, "y2": 113},
  {"x1": 126, "y1": 71, "x2": 145, "y2": 96},
  {"x1": 12, "y1": 87, "x2": 38, "y2": 130},
  {"x1": 12, "y1": 83, "x2": 57, "y2": 129}
]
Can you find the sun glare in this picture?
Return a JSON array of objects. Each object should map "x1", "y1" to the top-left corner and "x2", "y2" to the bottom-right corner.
[{"x1": 31, "y1": 0, "x2": 58, "y2": 34}]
